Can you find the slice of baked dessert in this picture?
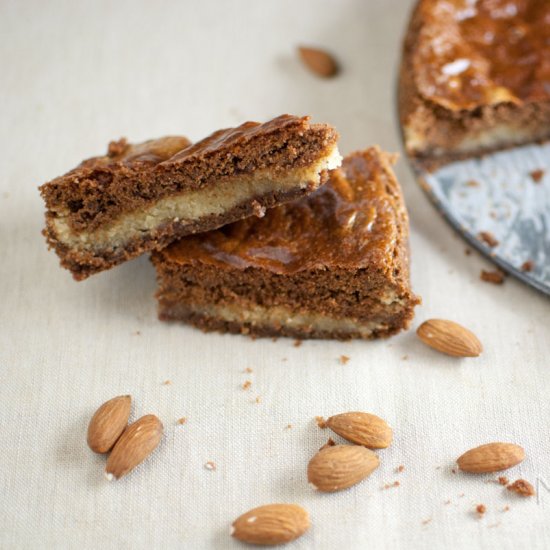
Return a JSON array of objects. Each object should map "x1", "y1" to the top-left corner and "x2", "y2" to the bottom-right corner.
[
  {"x1": 152, "y1": 148, "x2": 420, "y2": 340},
  {"x1": 399, "y1": 0, "x2": 550, "y2": 164},
  {"x1": 40, "y1": 115, "x2": 340, "y2": 280}
]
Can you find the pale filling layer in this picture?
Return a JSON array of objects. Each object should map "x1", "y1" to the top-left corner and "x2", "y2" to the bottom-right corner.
[
  {"x1": 406, "y1": 119, "x2": 548, "y2": 156},
  {"x1": 51, "y1": 146, "x2": 342, "y2": 251},
  {"x1": 172, "y1": 295, "x2": 406, "y2": 337}
]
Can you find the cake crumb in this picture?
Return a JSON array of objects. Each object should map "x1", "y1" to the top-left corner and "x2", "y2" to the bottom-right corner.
[
  {"x1": 444, "y1": 499, "x2": 451, "y2": 505},
  {"x1": 271, "y1": 337, "x2": 278, "y2": 342},
  {"x1": 459, "y1": 493, "x2": 465, "y2": 498},
  {"x1": 464, "y1": 248, "x2": 472, "y2": 256},
  {"x1": 507, "y1": 479, "x2": 535, "y2": 497},
  {"x1": 254, "y1": 396, "x2": 261, "y2": 404},
  {"x1": 421, "y1": 518, "x2": 432, "y2": 525},
  {"x1": 488, "y1": 522, "x2": 501, "y2": 529},
  {"x1": 530, "y1": 169, "x2": 545, "y2": 183},
  {"x1": 243, "y1": 367, "x2": 253, "y2": 373},
  {"x1": 285, "y1": 424, "x2": 292, "y2": 430},
  {"x1": 108, "y1": 137, "x2": 128, "y2": 156},
  {"x1": 242, "y1": 380, "x2": 252, "y2": 390},
  {"x1": 315, "y1": 416, "x2": 328, "y2": 429},
  {"x1": 498, "y1": 476, "x2": 509, "y2": 486},
  {"x1": 401, "y1": 355, "x2": 409, "y2": 361},
  {"x1": 451, "y1": 468, "x2": 457, "y2": 474},
  {"x1": 162, "y1": 380, "x2": 172, "y2": 386},
  {"x1": 251, "y1": 200, "x2": 266, "y2": 217},
  {"x1": 133, "y1": 330, "x2": 141, "y2": 336},
  {"x1": 176, "y1": 417, "x2": 187, "y2": 425},
  {"x1": 465, "y1": 180, "x2": 479, "y2": 187},
  {"x1": 320, "y1": 438, "x2": 336, "y2": 451},
  {"x1": 293, "y1": 339, "x2": 302, "y2": 347},
  {"x1": 476, "y1": 504, "x2": 486, "y2": 517},
  {"x1": 339, "y1": 355, "x2": 350, "y2": 365},
  {"x1": 382, "y1": 481, "x2": 400, "y2": 490},
  {"x1": 396, "y1": 465, "x2": 405, "y2": 473},
  {"x1": 204, "y1": 461, "x2": 216, "y2": 471},
  {"x1": 478, "y1": 231, "x2": 499, "y2": 248},
  {"x1": 480, "y1": 269, "x2": 505, "y2": 285},
  {"x1": 521, "y1": 260, "x2": 534, "y2": 272},
  {"x1": 502, "y1": 505, "x2": 510, "y2": 512}
]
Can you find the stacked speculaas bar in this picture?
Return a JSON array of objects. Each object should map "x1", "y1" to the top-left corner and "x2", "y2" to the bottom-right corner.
[
  {"x1": 40, "y1": 115, "x2": 419, "y2": 339},
  {"x1": 40, "y1": 115, "x2": 340, "y2": 279},
  {"x1": 152, "y1": 148, "x2": 420, "y2": 339}
]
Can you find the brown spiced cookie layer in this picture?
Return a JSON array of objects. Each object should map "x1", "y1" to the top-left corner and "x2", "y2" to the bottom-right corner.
[
  {"x1": 40, "y1": 115, "x2": 341, "y2": 279},
  {"x1": 399, "y1": 0, "x2": 550, "y2": 164},
  {"x1": 152, "y1": 148, "x2": 420, "y2": 340}
]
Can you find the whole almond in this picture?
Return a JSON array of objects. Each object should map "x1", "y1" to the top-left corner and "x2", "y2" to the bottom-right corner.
[
  {"x1": 417, "y1": 319, "x2": 482, "y2": 357},
  {"x1": 105, "y1": 414, "x2": 163, "y2": 480},
  {"x1": 87, "y1": 395, "x2": 131, "y2": 453},
  {"x1": 327, "y1": 412, "x2": 393, "y2": 449},
  {"x1": 298, "y1": 46, "x2": 339, "y2": 78},
  {"x1": 457, "y1": 443, "x2": 525, "y2": 473},
  {"x1": 307, "y1": 444, "x2": 379, "y2": 492},
  {"x1": 231, "y1": 504, "x2": 310, "y2": 546}
]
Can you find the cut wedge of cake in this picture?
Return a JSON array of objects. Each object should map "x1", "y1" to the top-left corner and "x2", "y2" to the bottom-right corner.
[
  {"x1": 152, "y1": 148, "x2": 420, "y2": 340},
  {"x1": 399, "y1": 0, "x2": 550, "y2": 164},
  {"x1": 40, "y1": 115, "x2": 341, "y2": 279}
]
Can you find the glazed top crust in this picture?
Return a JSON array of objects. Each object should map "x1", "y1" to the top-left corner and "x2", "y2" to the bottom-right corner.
[
  {"x1": 411, "y1": 0, "x2": 550, "y2": 110},
  {"x1": 71, "y1": 115, "x2": 323, "y2": 170},
  {"x1": 160, "y1": 148, "x2": 407, "y2": 275}
]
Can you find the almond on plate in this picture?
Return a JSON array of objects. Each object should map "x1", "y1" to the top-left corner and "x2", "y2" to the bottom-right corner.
[
  {"x1": 457, "y1": 442, "x2": 525, "y2": 473},
  {"x1": 416, "y1": 319, "x2": 482, "y2": 357},
  {"x1": 231, "y1": 503, "x2": 310, "y2": 546},
  {"x1": 87, "y1": 395, "x2": 131, "y2": 453},
  {"x1": 307, "y1": 444, "x2": 379, "y2": 492},
  {"x1": 326, "y1": 412, "x2": 392, "y2": 449},
  {"x1": 105, "y1": 414, "x2": 163, "y2": 480}
]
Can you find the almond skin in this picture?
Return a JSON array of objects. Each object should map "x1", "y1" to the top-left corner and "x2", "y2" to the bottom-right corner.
[
  {"x1": 231, "y1": 504, "x2": 310, "y2": 546},
  {"x1": 307, "y1": 444, "x2": 379, "y2": 492},
  {"x1": 457, "y1": 443, "x2": 525, "y2": 473},
  {"x1": 326, "y1": 412, "x2": 393, "y2": 449},
  {"x1": 298, "y1": 46, "x2": 339, "y2": 78},
  {"x1": 87, "y1": 395, "x2": 131, "y2": 453},
  {"x1": 105, "y1": 414, "x2": 163, "y2": 480},
  {"x1": 417, "y1": 319, "x2": 482, "y2": 357}
]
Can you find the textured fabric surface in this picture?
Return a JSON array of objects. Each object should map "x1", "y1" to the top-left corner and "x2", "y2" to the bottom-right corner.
[{"x1": 1, "y1": 1, "x2": 549, "y2": 549}]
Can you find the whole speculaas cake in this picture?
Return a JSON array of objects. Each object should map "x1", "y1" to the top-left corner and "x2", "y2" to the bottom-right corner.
[
  {"x1": 152, "y1": 147, "x2": 420, "y2": 340},
  {"x1": 40, "y1": 115, "x2": 340, "y2": 279},
  {"x1": 399, "y1": 0, "x2": 550, "y2": 163}
]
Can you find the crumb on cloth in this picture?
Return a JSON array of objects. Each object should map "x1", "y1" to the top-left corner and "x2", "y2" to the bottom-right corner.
[
  {"x1": 480, "y1": 269, "x2": 505, "y2": 285},
  {"x1": 315, "y1": 416, "x2": 328, "y2": 429},
  {"x1": 507, "y1": 479, "x2": 535, "y2": 497}
]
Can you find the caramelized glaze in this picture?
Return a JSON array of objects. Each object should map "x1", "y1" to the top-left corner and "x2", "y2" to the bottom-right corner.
[
  {"x1": 169, "y1": 115, "x2": 311, "y2": 160},
  {"x1": 413, "y1": 0, "x2": 550, "y2": 110},
  {"x1": 163, "y1": 148, "x2": 405, "y2": 274},
  {"x1": 76, "y1": 115, "x2": 319, "y2": 168}
]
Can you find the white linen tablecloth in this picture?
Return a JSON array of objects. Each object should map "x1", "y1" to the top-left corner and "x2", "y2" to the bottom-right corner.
[{"x1": 1, "y1": 1, "x2": 549, "y2": 548}]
